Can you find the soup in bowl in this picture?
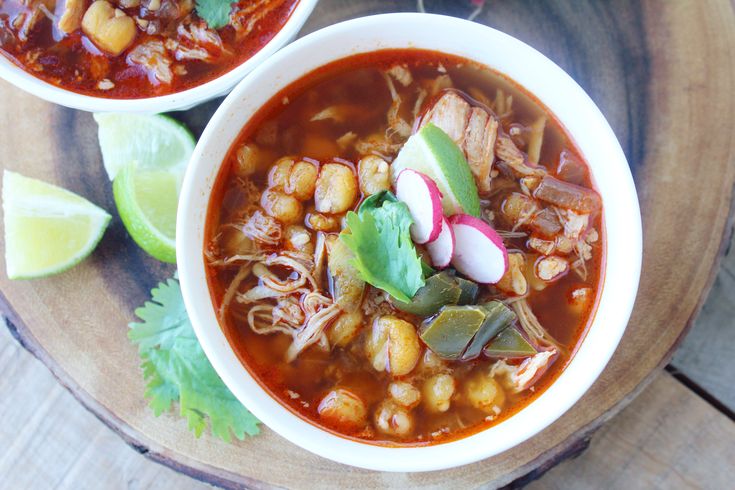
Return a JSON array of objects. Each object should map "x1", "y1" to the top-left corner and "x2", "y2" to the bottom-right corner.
[
  {"x1": 0, "y1": 0, "x2": 317, "y2": 111},
  {"x1": 178, "y1": 13, "x2": 641, "y2": 471}
]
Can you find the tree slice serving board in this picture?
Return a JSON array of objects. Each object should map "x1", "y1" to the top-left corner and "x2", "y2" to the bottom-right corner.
[{"x1": 1, "y1": 0, "x2": 734, "y2": 488}]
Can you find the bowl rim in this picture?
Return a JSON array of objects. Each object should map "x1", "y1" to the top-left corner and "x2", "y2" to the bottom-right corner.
[
  {"x1": 177, "y1": 12, "x2": 642, "y2": 472},
  {"x1": 0, "y1": 0, "x2": 319, "y2": 113}
]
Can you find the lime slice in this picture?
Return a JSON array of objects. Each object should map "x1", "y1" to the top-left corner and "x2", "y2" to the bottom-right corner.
[
  {"x1": 2, "y1": 171, "x2": 111, "y2": 279},
  {"x1": 113, "y1": 163, "x2": 179, "y2": 263},
  {"x1": 94, "y1": 113, "x2": 195, "y2": 181},
  {"x1": 391, "y1": 124, "x2": 480, "y2": 216}
]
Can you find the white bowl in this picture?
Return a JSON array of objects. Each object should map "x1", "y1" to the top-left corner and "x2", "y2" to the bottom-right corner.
[
  {"x1": 0, "y1": 0, "x2": 318, "y2": 113},
  {"x1": 177, "y1": 13, "x2": 642, "y2": 472}
]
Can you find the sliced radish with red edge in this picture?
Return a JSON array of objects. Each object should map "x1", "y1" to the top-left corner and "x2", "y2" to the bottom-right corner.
[
  {"x1": 449, "y1": 214, "x2": 508, "y2": 284},
  {"x1": 395, "y1": 169, "x2": 443, "y2": 244},
  {"x1": 426, "y1": 216, "x2": 454, "y2": 269}
]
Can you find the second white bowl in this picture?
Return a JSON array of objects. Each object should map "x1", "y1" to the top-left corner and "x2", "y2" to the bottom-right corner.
[{"x1": 0, "y1": 0, "x2": 318, "y2": 113}]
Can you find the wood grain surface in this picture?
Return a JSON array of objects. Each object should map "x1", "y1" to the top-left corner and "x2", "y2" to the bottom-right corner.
[
  {"x1": 672, "y1": 238, "x2": 735, "y2": 411},
  {"x1": 3, "y1": 318, "x2": 734, "y2": 489},
  {"x1": 1, "y1": 0, "x2": 734, "y2": 488},
  {"x1": 527, "y1": 371, "x2": 735, "y2": 490}
]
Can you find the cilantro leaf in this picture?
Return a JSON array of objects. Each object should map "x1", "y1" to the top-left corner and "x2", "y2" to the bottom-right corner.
[
  {"x1": 129, "y1": 278, "x2": 260, "y2": 442},
  {"x1": 358, "y1": 190, "x2": 396, "y2": 213},
  {"x1": 341, "y1": 193, "x2": 425, "y2": 303},
  {"x1": 195, "y1": 0, "x2": 234, "y2": 30},
  {"x1": 129, "y1": 278, "x2": 189, "y2": 353}
]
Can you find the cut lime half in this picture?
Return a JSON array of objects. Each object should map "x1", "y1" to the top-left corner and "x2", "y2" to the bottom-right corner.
[
  {"x1": 113, "y1": 163, "x2": 179, "y2": 263},
  {"x1": 94, "y1": 113, "x2": 195, "y2": 181},
  {"x1": 2, "y1": 171, "x2": 111, "y2": 279},
  {"x1": 391, "y1": 123, "x2": 481, "y2": 216}
]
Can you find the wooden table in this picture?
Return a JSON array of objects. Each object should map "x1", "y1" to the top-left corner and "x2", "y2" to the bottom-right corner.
[
  {"x1": 1, "y1": 0, "x2": 734, "y2": 488},
  {"x1": 2, "y1": 251, "x2": 734, "y2": 489}
]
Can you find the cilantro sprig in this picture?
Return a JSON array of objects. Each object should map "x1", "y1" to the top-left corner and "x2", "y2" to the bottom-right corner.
[
  {"x1": 340, "y1": 192, "x2": 425, "y2": 303},
  {"x1": 129, "y1": 277, "x2": 259, "y2": 442},
  {"x1": 196, "y1": 0, "x2": 235, "y2": 30}
]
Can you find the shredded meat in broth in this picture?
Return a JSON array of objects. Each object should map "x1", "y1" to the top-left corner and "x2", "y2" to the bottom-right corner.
[{"x1": 205, "y1": 50, "x2": 604, "y2": 445}]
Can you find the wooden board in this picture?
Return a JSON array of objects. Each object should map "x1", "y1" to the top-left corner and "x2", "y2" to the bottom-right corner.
[
  {"x1": 1, "y1": 0, "x2": 734, "y2": 487},
  {"x1": 527, "y1": 371, "x2": 735, "y2": 490},
  {"x1": 3, "y1": 321, "x2": 734, "y2": 490},
  {"x1": 3, "y1": 319, "x2": 735, "y2": 489}
]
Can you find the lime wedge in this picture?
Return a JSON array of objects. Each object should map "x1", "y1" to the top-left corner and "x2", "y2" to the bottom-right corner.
[
  {"x1": 113, "y1": 163, "x2": 179, "y2": 263},
  {"x1": 391, "y1": 124, "x2": 480, "y2": 216},
  {"x1": 94, "y1": 113, "x2": 195, "y2": 181},
  {"x1": 97, "y1": 113, "x2": 195, "y2": 264},
  {"x1": 2, "y1": 171, "x2": 111, "y2": 279}
]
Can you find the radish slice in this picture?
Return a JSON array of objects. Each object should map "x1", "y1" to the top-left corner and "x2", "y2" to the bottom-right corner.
[
  {"x1": 395, "y1": 169, "x2": 443, "y2": 244},
  {"x1": 449, "y1": 214, "x2": 508, "y2": 284},
  {"x1": 426, "y1": 216, "x2": 454, "y2": 268}
]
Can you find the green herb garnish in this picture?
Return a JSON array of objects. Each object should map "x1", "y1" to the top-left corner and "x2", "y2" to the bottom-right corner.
[
  {"x1": 357, "y1": 191, "x2": 395, "y2": 213},
  {"x1": 196, "y1": 0, "x2": 235, "y2": 30},
  {"x1": 129, "y1": 277, "x2": 260, "y2": 442},
  {"x1": 340, "y1": 192, "x2": 425, "y2": 303}
]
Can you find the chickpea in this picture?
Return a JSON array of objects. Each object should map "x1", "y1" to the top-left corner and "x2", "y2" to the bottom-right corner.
[
  {"x1": 328, "y1": 311, "x2": 363, "y2": 347},
  {"x1": 219, "y1": 226, "x2": 254, "y2": 257},
  {"x1": 82, "y1": 1, "x2": 137, "y2": 55},
  {"x1": 358, "y1": 155, "x2": 391, "y2": 195},
  {"x1": 268, "y1": 157, "x2": 295, "y2": 188},
  {"x1": 285, "y1": 161, "x2": 318, "y2": 201},
  {"x1": 389, "y1": 381, "x2": 421, "y2": 409},
  {"x1": 422, "y1": 374, "x2": 456, "y2": 413},
  {"x1": 58, "y1": 0, "x2": 85, "y2": 33},
  {"x1": 314, "y1": 163, "x2": 358, "y2": 214},
  {"x1": 307, "y1": 212, "x2": 340, "y2": 232},
  {"x1": 233, "y1": 143, "x2": 260, "y2": 178},
  {"x1": 365, "y1": 316, "x2": 421, "y2": 377},
  {"x1": 318, "y1": 388, "x2": 367, "y2": 431},
  {"x1": 374, "y1": 399, "x2": 414, "y2": 437},
  {"x1": 261, "y1": 188, "x2": 303, "y2": 225},
  {"x1": 283, "y1": 225, "x2": 314, "y2": 255},
  {"x1": 464, "y1": 372, "x2": 506, "y2": 413},
  {"x1": 417, "y1": 349, "x2": 446, "y2": 375}
]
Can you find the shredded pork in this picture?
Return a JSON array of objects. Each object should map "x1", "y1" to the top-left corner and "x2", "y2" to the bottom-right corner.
[
  {"x1": 127, "y1": 39, "x2": 173, "y2": 85},
  {"x1": 491, "y1": 350, "x2": 556, "y2": 393}
]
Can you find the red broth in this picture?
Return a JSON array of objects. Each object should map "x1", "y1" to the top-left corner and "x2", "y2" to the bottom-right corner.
[
  {"x1": 205, "y1": 50, "x2": 604, "y2": 445},
  {"x1": 0, "y1": 0, "x2": 297, "y2": 98}
]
